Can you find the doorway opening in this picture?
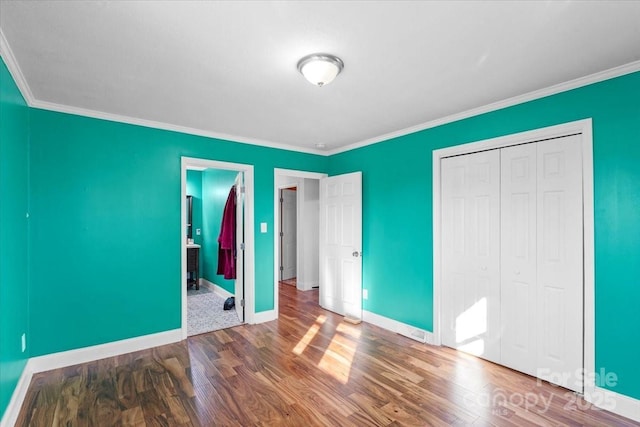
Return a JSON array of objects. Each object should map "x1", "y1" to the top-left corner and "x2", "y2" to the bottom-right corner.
[
  {"x1": 181, "y1": 157, "x2": 255, "y2": 339},
  {"x1": 274, "y1": 169, "x2": 326, "y2": 318},
  {"x1": 279, "y1": 186, "x2": 298, "y2": 286}
]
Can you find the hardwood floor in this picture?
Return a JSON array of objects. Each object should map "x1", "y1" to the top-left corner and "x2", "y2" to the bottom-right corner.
[
  {"x1": 15, "y1": 284, "x2": 637, "y2": 426},
  {"x1": 279, "y1": 278, "x2": 297, "y2": 287}
]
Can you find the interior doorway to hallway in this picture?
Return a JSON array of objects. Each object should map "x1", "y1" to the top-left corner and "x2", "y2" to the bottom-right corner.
[
  {"x1": 274, "y1": 169, "x2": 327, "y2": 319},
  {"x1": 280, "y1": 187, "x2": 297, "y2": 284}
]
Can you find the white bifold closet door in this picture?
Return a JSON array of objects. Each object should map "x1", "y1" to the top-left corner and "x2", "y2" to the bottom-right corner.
[
  {"x1": 500, "y1": 143, "x2": 537, "y2": 374},
  {"x1": 442, "y1": 135, "x2": 584, "y2": 392},
  {"x1": 535, "y1": 136, "x2": 583, "y2": 391},
  {"x1": 441, "y1": 149, "x2": 501, "y2": 364}
]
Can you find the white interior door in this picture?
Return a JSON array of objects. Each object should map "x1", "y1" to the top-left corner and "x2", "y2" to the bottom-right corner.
[
  {"x1": 319, "y1": 172, "x2": 362, "y2": 321},
  {"x1": 500, "y1": 143, "x2": 537, "y2": 375},
  {"x1": 536, "y1": 135, "x2": 583, "y2": 392},
  {"x1": 281, "y1": 189, "x2": 297, "y2": 281},
  {"x1": 234, "y1": 172, "x2": 244, "y2": 323},
  {"x1": 441, "y1": 150, "x2": 501, "y2": 363}
]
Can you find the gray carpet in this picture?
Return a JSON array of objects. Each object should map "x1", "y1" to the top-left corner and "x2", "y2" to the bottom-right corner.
[
  {"x1": 187, "y1": 285, "x2": 242, "y2": 336},
  {"x1": 187, "y1": 284, "x2": 212, "y2": 296}
]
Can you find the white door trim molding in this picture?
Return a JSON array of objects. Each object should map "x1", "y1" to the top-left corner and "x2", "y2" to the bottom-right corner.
[
  {"x1": 273, "y1": 168, "x2": 327, "y2": 319},
  {"x1": 181, "y1": 157, "x2": 255, "y2": 338},
  {"x1": 432, "y1": 118, "x2": 595, "y2": 397}
]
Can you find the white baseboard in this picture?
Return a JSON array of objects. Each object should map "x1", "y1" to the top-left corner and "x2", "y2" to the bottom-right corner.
[
  {"x1": 213, "y1": 286, "x2": 234, "y2": 299},
  {"x1": 200, "y1": 278, "x2": 234, "y2": 299},
  {"x1": 29, "y1": 329, "x2": 182, "y2": 373},
  {"x1": 0, "y1": 362, "x2": 32, "y2": 427},
  {"x1": 297, "y1": 280, "x2": 318, "y2": 291},
  {"x1": 252, "y1": 309, "x2": 276, "y2": 324},
  {"x1": 584, "y1": 386, "x2": 640, "y2": 422},
  {"x1": 363, "y1": 310, "x2": 435, "y2": 345},
  {"x1": 1, "y1": 328, "x2": 181, "y2": 427}
]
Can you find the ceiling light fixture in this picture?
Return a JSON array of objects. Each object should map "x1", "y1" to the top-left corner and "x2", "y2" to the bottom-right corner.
[{"x1": 297, "y1": 53, "x2": 344, "y2": 87}]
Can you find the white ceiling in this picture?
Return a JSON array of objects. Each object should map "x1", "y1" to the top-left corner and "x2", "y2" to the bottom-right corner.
[{"x1": 1, "y1": 1, "x2": 640, "y2": 154}]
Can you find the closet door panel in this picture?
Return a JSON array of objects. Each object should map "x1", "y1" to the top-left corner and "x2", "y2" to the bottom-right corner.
[
  {"x1": 536, "y1": 135, "x2": 583, "y2": 392},
  {"x1": 442, "y1": 157, "x2": 469, "y2": 351},
  {"x1": 441, "y1": 159, "x2": 464, "y2": 350},
  {"x1": 500, "y1": 143, "x2": 537, "y2": 375},
  {"x1": 441, "y1": 150, "x2": 501, "y2": 363}
]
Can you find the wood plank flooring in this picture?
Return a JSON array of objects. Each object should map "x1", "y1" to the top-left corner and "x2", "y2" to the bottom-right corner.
[{"x1": 15, "y1": 283, "x2": 638, "y2": 426}]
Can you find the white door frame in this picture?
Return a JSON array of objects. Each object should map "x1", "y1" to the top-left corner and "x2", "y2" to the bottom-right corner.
[
  {"x1": 432, "y1": 119, "x2": 595, "y2": 396},
  {"x1": 234, "y1": 171, "x2": 245, "y2": 323},
  {"x1": 273, "y1": 168, "x2": 327, "y2": 319},
  {"x1": 181, "y1": 157, "x2": 255, "y2": 338}
]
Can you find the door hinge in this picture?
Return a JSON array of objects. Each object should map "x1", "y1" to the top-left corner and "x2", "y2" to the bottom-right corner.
[
  {"x1": 280, "y1": 197, "x2": 284, "y2": 203},
  {"x1": 279, "y1": 231, "x2": 284, "y2": 237},
  {"x1": 279, "y1": 266, "x2": 284, "y2": 271},
  {"x1": 240, "y1": 186, "x2": 245, "y2": 194},
  {"x1": 240, "y1": 299, "x2": 245, "y2": 307},
  {"x1": 240, "y1": 242, "x2": 245, "y2": 250}
]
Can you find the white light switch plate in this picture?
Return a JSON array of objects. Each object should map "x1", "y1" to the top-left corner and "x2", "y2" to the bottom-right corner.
[{"x1": 260, "y1": 222, "x2": 267, "y2": 233}]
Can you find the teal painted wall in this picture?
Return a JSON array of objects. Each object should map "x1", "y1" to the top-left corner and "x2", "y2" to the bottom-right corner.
[
  {"x1": 2, "y1": 49, "x2": 639, "y2": 412},
  {"x1": 0, "y1": 58, "x2": 30, "y2": 419},
  {"x1": 28, "y1": 109, "x2": 327, "y2": 358},
  {"x1": 328, "y1": 71, "x2": 640, "y2": 399},
  {"x1": 186, "y1": 170, "x2": 203, "y2": 277},
  {"x1": 202, "y1": 168, "x2": 237, "y2": 293}
]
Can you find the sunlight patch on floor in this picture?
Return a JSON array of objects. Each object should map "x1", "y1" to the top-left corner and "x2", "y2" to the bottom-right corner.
[
  {"x1": 318, "y1": 321, "x2": 360, "y2": 384},
  {"x1": 292, "y1": 315, "x2": 360, "y2": 384},
  {"x1": 293, "y1": 314, "x2": 326, "y2": 355},
  {"x1": 336, "y1": 322, "x2": 362, "y2": 339}
]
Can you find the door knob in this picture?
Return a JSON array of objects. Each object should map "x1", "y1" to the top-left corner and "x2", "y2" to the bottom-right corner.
[{"x1": 352, "y1": 251, "x2": 362, "y2": 257}]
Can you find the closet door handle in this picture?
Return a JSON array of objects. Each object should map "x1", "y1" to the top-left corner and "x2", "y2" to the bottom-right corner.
[{"x1": 352, "y1": 251, "x2": 362, "y2": 257}]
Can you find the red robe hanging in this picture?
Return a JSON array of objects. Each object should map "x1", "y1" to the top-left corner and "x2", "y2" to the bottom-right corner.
[{"x1": 217, "y1": 186, "x2": 236, "y2": 279}]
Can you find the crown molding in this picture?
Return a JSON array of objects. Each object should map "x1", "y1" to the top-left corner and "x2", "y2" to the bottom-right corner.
[
  {"x1": 0, "y1": 27, "x2": 35, "y2": 104},
  {"x1": 0, "y1": 26, "x2": 325, "y2": 156},
  {"x1": 2, "y1": 23, "x2": 638, "y2": 157},
  {"x1": 327, "y1": 60, "x2": 640, "y2": 156},
  {"x1": 28, "y1": 98, "x2": 327, "y2": 155}
]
